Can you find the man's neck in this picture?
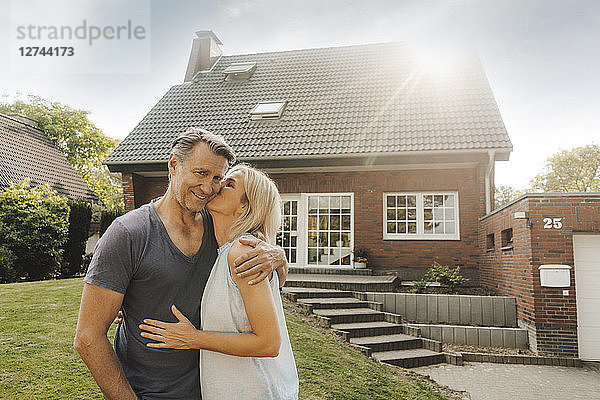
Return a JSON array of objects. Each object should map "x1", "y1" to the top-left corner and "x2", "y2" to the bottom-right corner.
[{"x1": 155, "y1": 189, "x2": 202, "y2": 229}]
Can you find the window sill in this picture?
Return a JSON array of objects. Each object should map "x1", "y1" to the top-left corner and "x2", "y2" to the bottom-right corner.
[
  {"x1": 383, "y1": 236, "x2": 461, "y2": 241},
  {"x1": 500, "y1": 245, "x2": 514, "y2": 251}
]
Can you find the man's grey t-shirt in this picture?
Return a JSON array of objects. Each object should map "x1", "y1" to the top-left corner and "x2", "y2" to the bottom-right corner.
[{"x1": 84, "y1": 201, "x2": 218, "y2": 400}]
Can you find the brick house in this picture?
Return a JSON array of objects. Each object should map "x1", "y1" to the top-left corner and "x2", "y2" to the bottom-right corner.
[
  {"x1": 106, "y1": 31, "x2": 512, "y2": 282},
  {"x1": 0, "y1": 113, "x2": 97, "y2": 202}
]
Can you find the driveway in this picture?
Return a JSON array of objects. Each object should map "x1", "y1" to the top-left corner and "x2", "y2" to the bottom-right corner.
[{"x1": 414, "y1": 362, "x2": 600, "y2": 400}]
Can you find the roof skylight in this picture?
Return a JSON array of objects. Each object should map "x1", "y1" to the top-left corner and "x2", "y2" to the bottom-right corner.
[
  {"x1": 223, "y1": 62, "x2": 256, "y2": 80},
  {"x1": 250, "y1": 101, "x2": 286, "y2": 120}
]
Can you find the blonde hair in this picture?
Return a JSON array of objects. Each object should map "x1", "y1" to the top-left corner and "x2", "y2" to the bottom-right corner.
[{"x1": 226, "y1": 164, "x2": 282, "y2": 244}]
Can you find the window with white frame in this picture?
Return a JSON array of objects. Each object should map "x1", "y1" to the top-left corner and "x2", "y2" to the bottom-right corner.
[
  {"x1": 383, "y1": 192, "x2": 459, "y2": 240},
  {"x1": 276, "y1": 198, "x2": 298, "y2": 264},
  {"x1": 277, "y1": 193, "x2": 353, "y2": 266}
]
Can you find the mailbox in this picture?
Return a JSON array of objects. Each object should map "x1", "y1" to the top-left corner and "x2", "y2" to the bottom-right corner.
[{"x1": 538, "y1": 265, "x2": 571, "y2": 287}]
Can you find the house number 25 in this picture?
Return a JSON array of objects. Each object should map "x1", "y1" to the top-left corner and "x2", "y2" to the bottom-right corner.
[{"x1": 543, "y1": 218, "x2": 563, "y2": 229}]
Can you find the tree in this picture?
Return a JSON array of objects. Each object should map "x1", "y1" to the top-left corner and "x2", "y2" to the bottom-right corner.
[
  {"x1": 495, "y1": 185, "x2": 524, "y2": 209},
  {"x1": 530, "y1": 145, "x2": 600, "y2": 192},
  {"x1": 0, "y1": 95, "x2": 124, "y2": 210}
]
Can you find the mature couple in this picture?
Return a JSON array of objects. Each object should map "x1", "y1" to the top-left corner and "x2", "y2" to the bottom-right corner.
[{"x1": 74, "y1": 128, "x2": 299, "y2": 399}]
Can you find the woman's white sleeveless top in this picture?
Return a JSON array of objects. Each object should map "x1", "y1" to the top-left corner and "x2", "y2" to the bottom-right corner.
[{"x1": 200, "y1": 234, "x2": 299, "y2": 399}]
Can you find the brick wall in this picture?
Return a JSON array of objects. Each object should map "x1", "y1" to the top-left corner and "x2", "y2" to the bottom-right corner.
[
  {"x1": 122, "y1": 173, "x2": 168, "y2": 211},
  {"x1": 124, "y1": 166, "x2": 487, "y2": 275},
  {"x1": 272, "y1": 166, "x2": 486, "y2": 274},
  {"x1": 480, "y1": 194, "x2": 600, "y2": 357}
]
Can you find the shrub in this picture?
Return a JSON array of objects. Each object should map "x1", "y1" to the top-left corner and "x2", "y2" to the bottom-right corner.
[
  {"x1": 411, "y1": 278, "x2": 428, "y2": 294},
  {"x1": 100, "y1": 209, "x2": 123, "y2": 237},
  {"x1": 424, "y1": 261, "x2": 469, "y2": 293},
  {"x1": 0, "y1": 179, "x2": 69, "y2": 282},
  {"x1": 61, "y1": 199, "x2": 93, "y2": 277},
  {"x1": 0, "y1": 245, "x2": 17, "y2": 283}
]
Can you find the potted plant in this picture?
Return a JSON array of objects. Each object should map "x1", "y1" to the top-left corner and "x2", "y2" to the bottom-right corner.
[{"x1": 353, "y1": 248, "x2": 369, "y2": 269}]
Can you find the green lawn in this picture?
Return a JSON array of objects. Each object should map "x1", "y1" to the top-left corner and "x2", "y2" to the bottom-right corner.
[{"x1": 0, "y1": 278, "x2": 456, "y2": 399}]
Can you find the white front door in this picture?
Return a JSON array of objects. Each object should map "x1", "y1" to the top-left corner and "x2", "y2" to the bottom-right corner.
[
  {"x1": 573, "y1": 234, "x2": 600, "y2": 361},
  {"x1": 277, "y1": 193, "x2": 354, "y2": 267}
]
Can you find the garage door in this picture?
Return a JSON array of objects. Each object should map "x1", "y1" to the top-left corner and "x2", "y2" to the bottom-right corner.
[{"x1": 573, "y1": 234, "x2": 600, "y2": 361}]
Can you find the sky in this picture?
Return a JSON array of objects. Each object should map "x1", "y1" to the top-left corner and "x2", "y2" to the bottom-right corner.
[{"x1": 0, "y1": 0, "x2": 598, "y2": 189}]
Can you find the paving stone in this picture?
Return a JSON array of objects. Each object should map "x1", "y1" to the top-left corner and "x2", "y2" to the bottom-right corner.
[
  {"x1": 427, "y1": 295, "x2": 438, "y2": 323},
  {"x1": 384, "y1": 293, "x2": 396, "y2": 313},
  {"x1": 416, "y1": 294, "x2": 428, "y2": 322},
  {"x1": 459, "y1": 296, "x2": 471, "y2": 325},
  {"x1": 482, "y1": 297, "x2": 494, "y2": 326},
  {"x1": 466, "y1": 326, "x2": 479, "y2": 345},
  {"x1": 405, "y1": 293, "x2": 417, "y2": 321},
  {"x1": 414, "y1": 363, "x2": 600, "y2": 400},
  {"x1": 442, "y1": 326, "x2": 454, "y2": 343},
  {"x1": 492, "y1": 298, "x2": 506, "y2": 327},
  {"x1": 438, "y1": 295, "x2": 449, "y2": 323},
  {"x1": 448, "y1": 296, "x2": 460, "y2": 324},
  {"x1": 454, "y1": 326, "x2": 467, "y2": 345},
  {"x1": 490, "y1": 328, "x2": 503, "y2": 347},
  {"x1": 470, "y1": 296, "x2": 483, "y2": 326},
  {"x1": 479, "y1": 328, "x2": 491, "y2": 347}
]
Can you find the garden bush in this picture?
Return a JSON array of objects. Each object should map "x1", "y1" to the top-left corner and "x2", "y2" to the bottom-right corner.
[
  {"x1": 0, "y1": 245, "x2": 17, "y2": 283},
  {"x1": 0, "y1": 179, "x2": 70, "y2": 282},
  {"x1": 424, "y1": 261, "x2": 469, "y2": 293},
  {"x1": 61, "y1": 199, "x2": 93, "y2": 277}
]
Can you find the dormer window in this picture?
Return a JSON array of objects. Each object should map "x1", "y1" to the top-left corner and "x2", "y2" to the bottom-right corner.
[
  {"x1": 223, "y1": 62, "x2": 256, "y2": 81},
  {"x1": 250, "y1": 101, "x2": 286, "y2": 120}
]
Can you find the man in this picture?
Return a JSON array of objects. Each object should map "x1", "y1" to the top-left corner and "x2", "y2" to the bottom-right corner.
[{"x1": 74, "y1": 128, "x2": 288, "y2": 400}]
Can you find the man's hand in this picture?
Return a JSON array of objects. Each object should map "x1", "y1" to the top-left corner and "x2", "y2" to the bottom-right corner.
[
  {"x1": 139, "y1": 305, "x2": 199, "y2": 349},
  {"x1": 233, "y1": 237, "x2": 288, "y2": 286}
]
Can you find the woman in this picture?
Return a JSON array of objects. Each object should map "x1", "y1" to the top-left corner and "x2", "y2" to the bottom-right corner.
[{"x1": 138, "y1": 164, "x2": 299, "y2": 399}]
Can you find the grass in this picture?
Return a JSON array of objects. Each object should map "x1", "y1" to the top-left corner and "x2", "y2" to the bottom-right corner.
[{"x1": 0, "y1": 278, "x2": 457, "y2": 399}]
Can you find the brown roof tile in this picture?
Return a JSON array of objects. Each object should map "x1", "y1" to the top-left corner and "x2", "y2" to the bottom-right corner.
[
  {"x1": 0, "y1": 114, "x2": 98, "y2": 202},
  {"x1": 106, "y1": 42, "x2": 512, "y2": 164}
]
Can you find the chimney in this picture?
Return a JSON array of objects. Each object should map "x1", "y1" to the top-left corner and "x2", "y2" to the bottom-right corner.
[{"x1": 184, "y1": 31, "x2": 223, "y2": 82}]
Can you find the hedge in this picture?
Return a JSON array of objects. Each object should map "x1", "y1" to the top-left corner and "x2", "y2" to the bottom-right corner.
[
  {"x1": 0, "y1": 179, "x2": 69, "y2": 282},
  {"x1": 61, "y1": 199, "x2": 93, "y2": 277}
]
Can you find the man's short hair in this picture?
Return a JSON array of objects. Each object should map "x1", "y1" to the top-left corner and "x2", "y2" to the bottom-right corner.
[{"x1": 170, "y1": 127, "x2": 236, "y2": 166}]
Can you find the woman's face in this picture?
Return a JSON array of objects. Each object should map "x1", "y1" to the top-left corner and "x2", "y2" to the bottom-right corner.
[{"x1": 206, "y1": 169, "x2": 247, "y2": 217}]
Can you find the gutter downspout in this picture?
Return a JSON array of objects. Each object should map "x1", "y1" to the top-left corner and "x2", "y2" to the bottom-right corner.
[{"x1": 484, "y1": 150, "x2": 495, "y2": 214}]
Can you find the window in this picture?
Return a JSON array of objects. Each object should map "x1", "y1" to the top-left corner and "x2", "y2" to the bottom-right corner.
[
  {"x1": 383, "y1": 192, "x2": 459, "y2": 240},
  {"x1": 501, "y1": 228, "x2": 513, "y2": 248},
  {"x1": 223, "y1": 62, "x2": 256, "y2": 74},
  {"x1": 307, "y1": 195, "x2": 352, "y2": 266},
  {"x1": 276, "y1": 199, "x2": 298, "y2": 264},
  {"x1": 223, "y1": 62, "x2": 256, "y2": 80},
  {"x1": 486, "y1": 233, "x2": 495, "y2": 251},
  {"x1": 250, "y1": 101, "x2": 286, "y2": 120}
]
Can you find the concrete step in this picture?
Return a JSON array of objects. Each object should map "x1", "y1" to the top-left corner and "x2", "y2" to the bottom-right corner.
[
  {"x1": 350, "y1": 333, "x2": 423, "y2": 352},
  {"x1": 373, "y1": 348, "x2": 445, "y2": 368},
  {"x1": 331, "y1": 321, "x2": 404, "y2": 339},
  {"x1": 297, "y1": 297, "x2": 373, "y2": 310},
  {"x1": 313, "y1": 308, "x2": 384, "y2": 324},
  {"x1": 281, "y1": 287, "x2": 355, "y2": 301},
  {"x1": 286, "y1": 274, "x2": 397, "y2": 292},
  {"x1": 289, "y1": 267, "x2": 373, "y2": 276}
]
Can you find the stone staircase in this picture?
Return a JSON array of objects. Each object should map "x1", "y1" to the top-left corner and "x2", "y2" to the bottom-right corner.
[{"x1": 283, "y1": 268, "x2": 446, "y2": 368}]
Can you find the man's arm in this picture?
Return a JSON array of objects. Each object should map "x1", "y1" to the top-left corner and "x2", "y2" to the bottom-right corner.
[
  {"x1": 232, "y1": 237, "x2": 288, "y2": 287},
  {"x1": 74, "y1": 283, "x2": 138, "y2": 400}
]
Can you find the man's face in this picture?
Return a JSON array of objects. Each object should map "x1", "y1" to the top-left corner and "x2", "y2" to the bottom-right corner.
[{"x1": 169, "y1": 142, "x2": 229, "y2": 213}]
